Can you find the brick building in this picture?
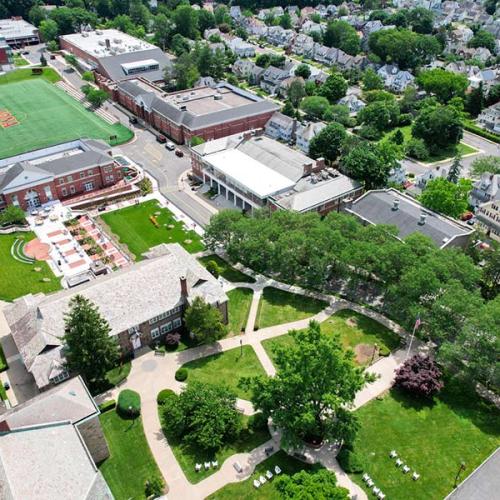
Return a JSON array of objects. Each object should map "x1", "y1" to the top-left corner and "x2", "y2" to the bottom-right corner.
[
  {"x1": 0, "y1": 139, "x2": 123, "y2": 211},
  {"x1": 112, "y1": 78, "x2": 279, "y2": 144},
  {"x1": 4, "y1": 243, "x2": 228, "y2": 391},
  {"x1": 0, "y1": 36, "x2": 12, "y2": 66},
  {"x1": 191, "y1": 130, "x2": 363, "y2": 215}
]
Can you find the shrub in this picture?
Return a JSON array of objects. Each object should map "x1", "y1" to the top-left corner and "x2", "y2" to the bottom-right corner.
[
  {"x1": 395, "y1": 354, "x2": 444, "y2": 398},
  {"x1": 138, "y1": 177, "x2": 153, "y2": 196},
  {"x1": 406, "y1": 138, "x2": 429, "y2": 161},
  {"x1": 157, "y1": 389, "x2": 177, "y2": 405},
  {"x1": 82, "y1": 70, "x2": 95, "y2": 82},
  {"x1": 175, "y1": 368, "x2": 188, "y2": 381},
  {"x1": 144, "y1": 475, "x2": 164, "y2": 498},
  {"x1": 398, "y1": 113, "x2": 413, "y2": 126},
  {"x1": 205, "y1": 259, "x2": 221, "y2": 278},
  {"x1": 165, "y1": 332, "x2": 181, "y2": 346},
  {"x1": 337, "y1": 447, "x2": 364, "y2": 473},
  {"x1": 98, "y1": 399, "x2": 116, "y2": 413},
  {"x1": 359, "y1": 124, "x2": 382, "y2": 141},
  {"x1": 117, "y1": 389, "x2": 141, "y2": 417},
  {"x1": 248, "y1": 412, "x2": 268, "y2": 431},
  {"x1": 378, "y1": 345, "x2": 390, "y2": 357}
]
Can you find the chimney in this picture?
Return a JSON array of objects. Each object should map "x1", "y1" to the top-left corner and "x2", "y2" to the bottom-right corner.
[
  {"x1": 0, "y1": 419, "x2": 10, "y2": 432},
  {"x1": 105, "y1": 38, "x2": 110, "y2": 49},
  {"x1": 180, "y1": 276, "x2": 188, "y2": 298},
  {"x1": 314, "y1": 157, "x2": 326, "y2": 172},
  {"x1": 243, "y1": 131, "x2": 253, "y2": 141},
  {"x1": 392, "y1": 198, "x2": 400, "y2": 211},
  {"x1": 303, "y1": 162, "x2": 313, "y2": 176},
  {"x1": 418, "y1": 211, "x2": 427, "y2": 225}
]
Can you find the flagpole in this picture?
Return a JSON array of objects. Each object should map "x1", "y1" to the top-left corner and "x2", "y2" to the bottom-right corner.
[{"x1": 406, "y1": 317, "x2": 419, "y2": 359}]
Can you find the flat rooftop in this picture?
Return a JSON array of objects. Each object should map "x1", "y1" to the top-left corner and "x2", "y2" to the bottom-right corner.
[
  {"x1": 0, "y1": 18, "x2": 38, "y2": 40},
  {"x1": 347, "y1": 189, "x2": 473, "y2": 247},
  {"x1": 61, "y1": 29, "x2": 156, "y2": 58}
]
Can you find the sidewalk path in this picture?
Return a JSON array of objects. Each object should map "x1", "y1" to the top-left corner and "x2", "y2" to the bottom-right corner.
[{"x1": 96, "y1": 263, "x2": 422, "y2": 500}]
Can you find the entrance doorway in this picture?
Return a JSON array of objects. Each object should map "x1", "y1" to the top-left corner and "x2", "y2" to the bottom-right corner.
[
  {"x1": 131, "y1": 334, "x2": 142, "y2": 350},
  {"x1": 25, "y1": 190, "x2": 41, "y2": 209}
]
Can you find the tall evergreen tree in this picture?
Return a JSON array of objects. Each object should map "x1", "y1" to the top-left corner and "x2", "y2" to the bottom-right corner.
[
  {"x1": 447, "y1": 154, "x2": 462, "y2": 184},
  {"x1": 466, "y1": 82, "x2": 485, "y2": 117},
  {"x1": 63, "y1": 294, "x2": 119, "y2": 387}
]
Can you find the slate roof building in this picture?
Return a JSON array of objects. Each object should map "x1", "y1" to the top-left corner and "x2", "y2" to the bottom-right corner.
[
  {"x1": 113, "y1": 78, "x2": 279, "y2": 144},
  {"x1": 60, "y1": 29, "x2": 173, "y2": 84},
  {"x1": 0, "y1": 377, "x2": 112, "y2": 499},
  {"x1": 0, "y1": 139, "x2": 123, "y2": 211},
  {"x1": 191, "y1": 129, "x2": 362, "y2": 215},
  {"x1": 265, "y1": 112, "x2": 296, "y2": 142},
  {"x1": 346, "y1": 188, "x2": 473, "y2": 249},
  {"x1": 4, "y1": 243, "x2": 228, "y2": 390}
]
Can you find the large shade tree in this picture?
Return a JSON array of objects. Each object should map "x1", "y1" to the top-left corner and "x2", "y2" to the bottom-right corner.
[{"x1": 240, "y1": 322, "x2": 369, "y2": 448}]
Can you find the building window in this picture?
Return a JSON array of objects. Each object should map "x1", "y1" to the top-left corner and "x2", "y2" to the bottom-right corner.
[
  {"x1": 88, "y1": 169, "x2": 94, "y2": 176},
  {"x1": 70, "y1": 186, "x2": 76, "y2": 194},
  {"x1": 11, "y1": 195, "x2": 19, "y2": 206},
  {"x1": 80, "y1": 171, "x2": 86, "y2": 179},
  {"x1": 50, "y1": 371, "x2": 69, "y2": 385},
  {"x1": 160, "y1": 322, "x2": 173, "y2": 334},
  {"x1": 58, "y1": 178, "x2": 64, "y2": 185},
  {"x1": 151, "y1": 327, "x2": 160, "y2": 339},
  {"x1": 44, "y1": 185, "x2": 52, "y2": 200},
  {"x1": 61, "y1": 187, "x2": 67, "y2": 196},
  {"x1": 173, "y1": 318, "x2": 182, "y2": 329},
  {"x1": 67, "y1": 175, "x2": 73, "y2": 182},
  {"x1": 128, "y1": 325, "x2": 140, "y2": 334},
  {"x1": 84, "y1": 181, "x2": 94, "y2": 192}
]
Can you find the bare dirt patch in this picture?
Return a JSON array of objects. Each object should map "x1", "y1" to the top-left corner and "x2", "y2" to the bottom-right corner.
[{"x1": 355, "y1": 343, "x2": 376, "y2": 365}]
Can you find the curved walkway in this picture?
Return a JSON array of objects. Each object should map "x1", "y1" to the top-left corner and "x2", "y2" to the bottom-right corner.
[{"x1": 98, "y1": 266, "x2": 423, "y2": 500}]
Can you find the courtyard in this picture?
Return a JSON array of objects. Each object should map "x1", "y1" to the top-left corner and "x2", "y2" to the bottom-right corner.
[
  {"x1": 99, "y1": 199, "x2": 204, "y2": 259},
  {"x1": 0, "y1": 69, "x2": 132, "y2": 158}
]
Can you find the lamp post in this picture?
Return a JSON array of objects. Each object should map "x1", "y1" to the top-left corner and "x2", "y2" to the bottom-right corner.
[
  {"x1": 454, "y1": 461, "x2": 466, "y2": 488},
  {"x1": 240, "y1": 338, "x2": 243, "y2": 357}
]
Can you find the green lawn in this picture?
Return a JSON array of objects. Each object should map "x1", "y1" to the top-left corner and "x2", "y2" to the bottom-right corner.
[
  {"x1": 106, "y1": 361, "x2": 131, "y2": 387},
  {"x1": 263, "y1": 309, "x2": 400, "y2": 366},
  {"x1": 99, "y1": 410, "x2": 163, "y2": 500},
  {"x1": 180, "y1": 345, "x2": 266, "y2": 400},
  {"x1": 13, "y1": 54, "x2": 29, "y2": 67},
  {"x1": 162, "y1": 412, "x2": 270, "y2": 484},
  {"x1": 0, "y1": 74, "x2": 132, "y2": 158},
  {"x1": 0, "y1": 232, "x2": 61, "y2": 301},
  {"x1": 227, "y1": 288, "x2": 254, "y2": 335},
  {"x1": 100, "y1": 200, "x2": 204, "y2": 259},
  {"x1": 0, "y1": 67, "x2": 61, "y2": 85},
  {"x1": 199, "y1": 254, "x2": 256, "y2": 283},
  {"x1": 255, "y1": 287, "x2": 327, "y2": 329},
  {"x1": 0, "y1": 343, "x2": 7, "y2": 372},
  {"x1": 380, "y1": 125, "x2": 478, "y2": 163},
  {"x1": 208, "y1": 451, "x2": 321, "y2": 499},
  {"x1": 350, "y1": 384, "x2": 500, "y2": 500}
]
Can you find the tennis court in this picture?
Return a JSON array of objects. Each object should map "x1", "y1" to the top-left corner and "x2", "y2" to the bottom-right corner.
[{"x1": 0, "y1": 78, "x2": 132, "y2": 158}]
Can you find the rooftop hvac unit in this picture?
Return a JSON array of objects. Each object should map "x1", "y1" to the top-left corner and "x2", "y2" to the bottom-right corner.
[
  {"x1": 190, "y1": 91, "x2": 195, "y2": 95},
  {"x1": 321, "y1": 170, "x2": 328, "y2": 180},
  {"x1": 182, "y1": 96, "x2": 189, "y2": 101},
  {"x1": 114, "y1": 38, "x2": 122, "y2": 43},
  {"x1": 96, "y1": 30, "x2": 103, "y2": 35},
  {"x1": 98, "y1": 40, "x2": 105, "y2": 46},
  {"x1": 311, "y1": 174, "x2": 318, "y2": 184}
]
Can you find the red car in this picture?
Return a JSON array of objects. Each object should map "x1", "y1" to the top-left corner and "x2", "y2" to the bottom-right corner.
[
  {"x1": 156, "y1": 134, "x2": 167, "y2": 144},
  {"x1": 175, "y1": 149, "x2": 184, "y2": 157}
]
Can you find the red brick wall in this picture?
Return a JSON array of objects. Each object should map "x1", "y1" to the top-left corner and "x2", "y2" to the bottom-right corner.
[
  {"x1": 0, "y1": 47, "x2": 10, "y2": 65},
  {"x1": 60, "y1": 38, "x2": 100, "y2": 66}
]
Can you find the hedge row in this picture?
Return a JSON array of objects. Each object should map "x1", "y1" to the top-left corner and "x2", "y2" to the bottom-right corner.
[
  {"x1": 463, "y1": 121, "x2": 500, "y2": 144},
  {"x1": 98, "y1": 399, "x2": 116, "y2": 413}
]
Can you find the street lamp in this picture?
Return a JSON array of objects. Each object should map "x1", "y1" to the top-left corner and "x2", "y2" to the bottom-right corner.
[
  {"x1": 240, "y1": 338, "x2": 243, "y2": 357},
  {"x1": 454, "y1": 461, "x2": 466, "y2": 488}
]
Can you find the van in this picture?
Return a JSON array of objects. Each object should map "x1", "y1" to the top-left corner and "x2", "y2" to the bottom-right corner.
[{"x1": 165, "y1": 141, "x2": 175, "y2": 151}]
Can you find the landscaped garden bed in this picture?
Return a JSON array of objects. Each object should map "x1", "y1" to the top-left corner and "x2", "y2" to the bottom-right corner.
[
  {"x1": 199, "y1": 254, "x2": 256, "y2": 283},
  {"x1": 255, "y1": 287, "x2": 328, "y2": 330},
  {"x1": 349, "y1": 382, "x2": 500, "y2": 499},
  {"x1": 100, "y1": 200, "x2": 204, "y2": 259},
  {"x1": 99, "y1": 408, "x2": 164, "y2": 500},
  {"x1": 180, "y1": 345, "x2": 267, "y2": 400},
  {"x1": 263, "y1": 309, "x2": 400, "y2": 366},
  {"x1": 0, "y1": 232, "x2": 61, "y2": 301}
]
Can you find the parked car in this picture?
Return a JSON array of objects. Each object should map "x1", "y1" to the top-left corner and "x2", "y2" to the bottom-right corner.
[
  {"x1": 165, "y1": 141, "x2": 175, "y2": 151},
  {"x1": 156, "y1": 134, "x2": 167, "y2": 144},
  {"x1": 175, "y1": 149, "x2": 184, "y2": 157},
  {"x1": 129, "y1": 116, "x2": 138, "y2": 124}
]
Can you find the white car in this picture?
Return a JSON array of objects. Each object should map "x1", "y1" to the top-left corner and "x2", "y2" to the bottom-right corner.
[{"x1": 165, "y1": 141, "x2": 175, "y2": 151}]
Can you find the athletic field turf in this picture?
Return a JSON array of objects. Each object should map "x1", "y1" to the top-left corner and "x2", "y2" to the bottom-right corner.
[{"x1": 0, "y1": 78, "x2": 132, "y2": 158}]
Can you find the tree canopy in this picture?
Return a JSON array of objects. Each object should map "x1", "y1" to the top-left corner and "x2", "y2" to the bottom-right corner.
[
  {"x1": 417, "y1": 69, "x2": 468, "y2": 103},
  {"x1": 323, "y1": 20, "x2": 361, "y2": 55},
  {"x1": 184, "y1": 296, "x2": 227, "y2": 343},
  {"x1": 308, "y1": 122, "x2": 347, "y2": 162},
  {"x1": 419, "y1": 177, "x2": 472, "y2": 219},
  {"x1": 275, "y1": 469, "x2": 349, "y2": 499},
  {"x1": 241, "y1": 322, "x2": 368, "y2": 448},
  {"x1": 317, "y1": 73, "x2": 348, "y2": 103}
]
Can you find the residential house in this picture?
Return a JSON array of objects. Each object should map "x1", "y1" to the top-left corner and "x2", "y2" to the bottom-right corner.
[
  {"x1": 260, "y1": 65, "x2": 291, "y2": 94},
  {"x1": 326, "y1": 4, "x2": 338, "y2": 17},
  {"x1": 338, "y1": 94, "x2": 366, "y2": 114},
  {"x1": 265, "y1": 112, "x2": 296, "y2": 142},
  {"x1": 346, "y1": 188, "x2": 473, "y2": 249},
  {"x1": 228, "y1": 36, "x2": 255, "y2": 57},
  {"x1": 476, "y1": 200, "x2": 500, "y2": 242},
  {"x1": 242, "y1": 17, "x2": 267, "y2": 37},
  {"x1": 233, "y1": 59, "x2": 264, "y2": 83},
  {"x1": 458, "y1": 47, "x2": 492, "y2": 63},
  {"x1": 278, "y1": 76, "x2": 305, "y2": 99},
  {"x1": 301, "y1": 20, "x2": 325, "y2": 35},
  {"x1": 230, "y1": 5, "x2": 242, "y2": 21},
  {"x1": 316, "y1": 4, "x2": 329, "y2": 18},
  {"x1": 377, "y1": 64, "x2": 415, "y2": 92},
  {"x1": 204, "y1": 27, "x2": 221, "y2": 40},
  {"x1": 300, "y1": 6, "x2": 318, "y2": 20},
  {"x1": 468, "y1": 68, "x2": 498, "y2": 90},
  {"x1": 292, "y1": 33, "x2": 315, "y2": 58},
  {"x1": 209, "y1": 41, "x2": 225, "y2": 54},
  {"x1": 4, "y1": 243, "x2": 228, "y2": 391},
  {"x1": 445, "y1": 25, "x2": 474, "y2": 53},
  {"x1": 477, "y1": 104, "x2": 500, "y2": 135},
  {"x1": 470, "y1": 173, "x2": 500, "y2": 208},
  {"x1": 257, "y1": 7, "x2": 284, "y2": 20},
  {"x1": 296, "y1": 121, "x2": 327, "y2": 154},
  {"x1": 286, "y1": 6, "x2": 299, "y2": 14},
  {"x1": 266, "y1": 26, "x2": 295, "y2": 48}
]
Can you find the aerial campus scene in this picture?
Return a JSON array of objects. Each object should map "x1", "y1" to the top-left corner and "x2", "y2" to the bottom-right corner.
[{"x1": 0, "y1": 1, "x2": 498, "y2": 499}]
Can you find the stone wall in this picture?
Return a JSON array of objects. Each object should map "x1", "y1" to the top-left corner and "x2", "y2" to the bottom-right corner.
[{"x1": 78, "y1": 415, "x2": 110, "y2": 464}]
